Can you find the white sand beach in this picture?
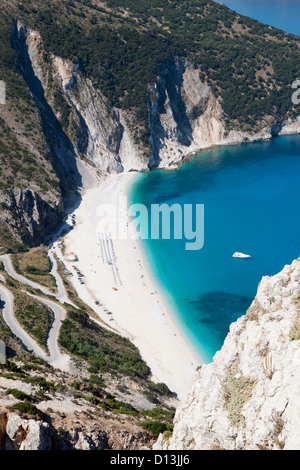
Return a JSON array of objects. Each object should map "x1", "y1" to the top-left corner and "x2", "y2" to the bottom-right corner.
[{"x1": 53, "y1": 172, "x2": 202, "y2": 399}]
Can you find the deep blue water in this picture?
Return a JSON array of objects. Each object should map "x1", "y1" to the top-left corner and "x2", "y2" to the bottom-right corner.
[
  {"x1": 129, "y1": 135, "x2": 300, "y2": 362},
  {"x1": 221, "y1": 0, "x2": 300, "y2": 36}
]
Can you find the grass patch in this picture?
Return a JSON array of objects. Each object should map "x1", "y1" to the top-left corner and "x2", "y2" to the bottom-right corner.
[
  {"x1": 11, "y1": 246, "x2": 57, "y2": 291},
  {"x1": 289, "y1": 314, "x2": 300, "y2": 341},
  {"x1": 222, "y1": 367, "x2": 257, "y2": 427}
]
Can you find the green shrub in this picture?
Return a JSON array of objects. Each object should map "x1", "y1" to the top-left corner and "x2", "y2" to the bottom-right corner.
[
  {"x1": 59, "y1": 308, "x2": 150, "y2": 379},
  {"x1": 89, "y1": 374, "x2": 105, "y2": 388},
  {"x1": 148, "y1": 382, "x2": 174, "y2": 397},
  {"x1": 142, "y1": 390, "x2": 159, "y2": 404},
  {"x1": 141, "y1": 420, "x2": 173, "y2": 438},
  {"x1": 12, "y1": 401, "x2": 43, "y2": 418},
  {"x1": 0, "y1": 360, "x2": 23, "y2": 374},
  {"x1": 22, "y1": 376, "x2": 56, "y2": 391},
  {"x1": 6, "y1": 388, "x2": 34, "y2": 402}
]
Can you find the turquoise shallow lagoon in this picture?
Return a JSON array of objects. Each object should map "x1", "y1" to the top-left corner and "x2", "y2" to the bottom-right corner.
[{"x1": 129, "y1": 135, "x2": 300, "y2": 362}]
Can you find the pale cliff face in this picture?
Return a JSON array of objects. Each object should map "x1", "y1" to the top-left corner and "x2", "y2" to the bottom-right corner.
[
  {"x1": 148, "y1": 59, "x2": 225, "y2": 169},
  {"x1": 13, "y1": 22, "x2": 150, "y2": 189},
  {"x1": 52, "y1": 56, "x2": 124, "y2": 174},
  {"x1": 148, "y1": 58, "x2": 300, "y2": 170},
  {"x1": 154, "y1": 258, "x2": 300, "y2": 450}
]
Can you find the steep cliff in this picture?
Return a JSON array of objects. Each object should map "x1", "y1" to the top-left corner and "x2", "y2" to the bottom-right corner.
[
  {"x1": 148, "y1": 58, "x2": 300, "y2": 169},
  {"x1": 12, "y1": 21, "x2": 149, "y2": 177},
  {"x1": 154, "y1": 258, "x2": 300, "y2": 450},
  {"x1": 4, "y1": 189, "x2": 63, "y2": 248},
  {"x1": 1, "y1": 19, "x2": 148, "y2": 251},
  {"x1": 0, "y1": 17, "x2": 64, "y2": 251},
  {"x1": 1, "y1": 0, "x2": 300, "y2": 451}
]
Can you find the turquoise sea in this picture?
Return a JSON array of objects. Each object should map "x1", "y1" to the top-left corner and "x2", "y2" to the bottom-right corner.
[
  {"x1": 129, "y1": 1, "x2": 300, "y2": 363},
  {"x1": 130, "y1": 135, "x2": 300, "y2": 363}
]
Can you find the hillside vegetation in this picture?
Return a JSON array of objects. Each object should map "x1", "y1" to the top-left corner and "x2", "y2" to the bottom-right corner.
[
  {"x1": 0, "y1": 6, "x2": 62, "y2": 252},
  {"x1": 15, "y1": 0, "x2": 300, "y2": 131}
]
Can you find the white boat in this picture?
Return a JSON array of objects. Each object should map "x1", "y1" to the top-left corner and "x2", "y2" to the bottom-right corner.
[{"x1": 232, "y1": 252, "x2": 251, "y2": 259}]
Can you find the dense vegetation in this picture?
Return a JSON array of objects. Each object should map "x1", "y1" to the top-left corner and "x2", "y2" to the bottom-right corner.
[
  {"x1": 59, "y1": 307, "x2": 150, "y2": 379},
  {"x1": 0, "y1": 15, "x2": 60, "y2": 193},
  {"x1": 13, "y1": 291, "x2": 54, "y2": 351},
  {"x1": 14, "y1": 0, "x2": 300, "y2": 133}
]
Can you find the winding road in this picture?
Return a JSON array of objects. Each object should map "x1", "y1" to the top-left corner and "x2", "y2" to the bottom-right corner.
[
  {"x1": 0, "y1": 253, "x2": 71, "y2": 371},
  {"x1": 0, "y1": 283, "x2": 48, "y2": 362}
]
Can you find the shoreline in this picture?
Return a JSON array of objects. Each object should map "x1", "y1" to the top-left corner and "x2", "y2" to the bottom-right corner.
[
  {"x1": 54, "y1": 171, "x2": 202, "y2": 400},
  {"x1": 47, "y1": 133, "x2": 300, "y2": 398},
  {"x1": 160, "y1": 125, "x2": 300, "y2": 171}
]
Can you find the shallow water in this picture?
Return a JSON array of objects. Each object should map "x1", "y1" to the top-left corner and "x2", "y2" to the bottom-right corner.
[{"x1": 130, "y1": 135, "x2": 300, "y2": 362}]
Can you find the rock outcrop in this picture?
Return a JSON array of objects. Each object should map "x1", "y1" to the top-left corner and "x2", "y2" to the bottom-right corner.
[
  {"x1": 3, "y1": 413, "x2": 54, "y2": 450},
  {"x1": 148, "y1": 58, "x2": 300, "y2": 169},
  {"x1": 154, "y1": 258, "x2": 300, "y2": 450},
  {"x1": 0, "y1": 187, "x2": 63, "y2": 250},
  {"x1": 11, "y1": 21, "x2": 83, "y2": 198},
  {"x1": 7, "y1": 189, "x2": 63, "y2": 247},
  {"x1": 0, "y1": 410, "x2": 154, "y2": 450}
]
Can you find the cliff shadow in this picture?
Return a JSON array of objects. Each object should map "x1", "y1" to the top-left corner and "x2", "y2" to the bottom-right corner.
[{"x1": 10, "y1": 22, "x2": 83, "y2": 206}]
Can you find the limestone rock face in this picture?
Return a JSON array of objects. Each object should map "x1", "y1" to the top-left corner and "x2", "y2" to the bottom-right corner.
[
  {"x1": 148, "y1": 59, "x2": 300, "y2": 170},
  {"x1": 8, "y1": 189, "x2": 63, "y2": 245},
  {"x1": 52, "y1": 56, "x2": 124, "y2": 174},
  {"x1": 15, "y1": 22, "x2": 147, "y2": 174},
  {"x1": 4, "y1": 414, "x2": 53, "y2": 450},
  {"x1": 52, "y1": 57, "x2": 149, "y2": 174},
  {"x1": 154, "y1": 258, "x2": 300, "y2": 450}
]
